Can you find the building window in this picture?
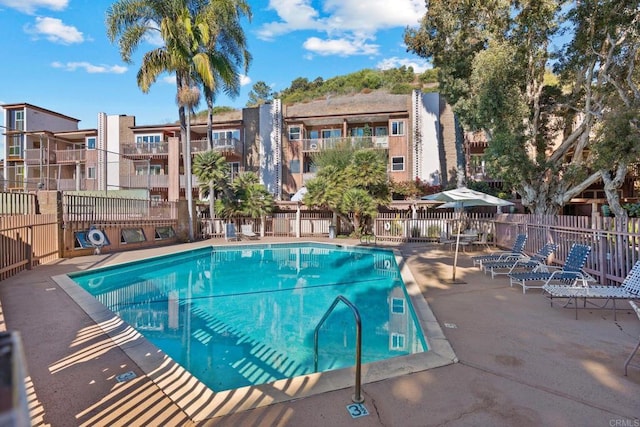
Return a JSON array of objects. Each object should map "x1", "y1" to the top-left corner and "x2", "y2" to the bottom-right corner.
[
  {"x1": 391, "y1": 298, "x2": 405, "y2": 314},
  {"x1": 290, "y1": 159, "x2": 300, "y2": 173},
  {"x1": 15, "y1": 165, "x2": 24, "y2": 186},
  {"x1": 8, "y1": 135, "x2": 22, "y2": 156},
  {"x1": 229, "y1": 162, "x2": 240, "y2": 180},
  {"x1": 86, "y1": 137, "x2": 96, "y2": 149},
  {"x1": 391, "y1": 121, "x2": 405, "y2": 136},
  {"x1": 87, "y1": 166, "x2": 96, "y2": 179},
  {"x1": 155, "y1": 226, "x2": 175, "y2": 240},
  {"x1": 321, "y1": 129, "x2": 341, "y2": 139},
  {"x1": 391, "y1": 156, "x2": 405, "y2": 171},
  {"x1": 390, "y1": 333, "x2": 406, "y2": 350},
  {"x1": 121, "y1": 228, "x2": 146, "y2": 244},
  {"x1": 288, "y1": 126, "x2": 301, "y2": 140},
  {"x1": 375, "y1": 126, "x2": 388, "y2": 136},
  {"x1": 10, "y1": 110, "x2": 24, "y2": 131},
  {"x1": 136, "y1": 135, "x2": 161, "y2": 148}
]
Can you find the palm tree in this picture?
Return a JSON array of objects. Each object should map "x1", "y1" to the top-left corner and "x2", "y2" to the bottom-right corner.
[
  {"x1": 215, "y1": 172, "x2": 274, "y2": 230},
  {"x1": 197, "y1": 0, "x2": 252, "y2": 147},
  {"x1": 106, "y1": 0, "x2": 252, "y2": 240},
  {"x1": 193, "y1": 149, "x2": 228, "y2": 217}
]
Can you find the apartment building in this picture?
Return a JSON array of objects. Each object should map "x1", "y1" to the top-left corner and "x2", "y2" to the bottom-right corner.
[{"x1": 1, "y1": 90, "x2": 458, "y2": 201}]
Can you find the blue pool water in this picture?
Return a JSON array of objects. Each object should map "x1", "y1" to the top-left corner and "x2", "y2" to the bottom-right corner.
[{"x1": 70, "y1": 243, "x2": 428, "y2": 392}]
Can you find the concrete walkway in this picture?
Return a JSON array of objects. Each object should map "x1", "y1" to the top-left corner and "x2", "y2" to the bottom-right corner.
[{"x1": 0, "y1": 239, "x2": 638, "y2": 426}]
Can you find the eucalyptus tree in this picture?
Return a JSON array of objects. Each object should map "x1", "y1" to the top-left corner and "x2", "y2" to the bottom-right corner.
[{"x1": 405, "y1": 0, "x2": 640, "y2": 214}]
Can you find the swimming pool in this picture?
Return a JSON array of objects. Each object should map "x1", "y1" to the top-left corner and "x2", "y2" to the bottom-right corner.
[{"x1": 68, "y1": 243, "x2": 428, "y2": 392}]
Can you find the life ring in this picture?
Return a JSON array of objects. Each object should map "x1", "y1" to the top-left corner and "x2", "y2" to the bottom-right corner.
[
  {"x1": 384, "y1": 222, "x2": 391, "y2": 231},
  {"x1": 87, "y1": 229, "x2": 106, "y2": 246},
  {"x1": 383, "y1": 259, "x2": 392, "y2": 269}
]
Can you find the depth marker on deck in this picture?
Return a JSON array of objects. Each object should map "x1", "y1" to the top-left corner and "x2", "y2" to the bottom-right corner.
[{"x1": 346, "y1": 403, "x2": 369, "y2": 418}]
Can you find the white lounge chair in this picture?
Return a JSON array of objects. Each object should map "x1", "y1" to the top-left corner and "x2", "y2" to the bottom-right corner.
[
  {"x1": 225, "y1": 223, "x2": 239, "y2": 241},
  {"x1": 624, "y1": 301, "x2": 640, "y2": 376},
  {"x1": 240, "y1": 224, "x2": 259, "y2": 240},
  {"x1": 543, "y1": 259, "x2": 640, "y2": 320}
]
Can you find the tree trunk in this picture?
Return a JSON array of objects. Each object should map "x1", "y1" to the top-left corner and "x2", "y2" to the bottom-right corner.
[{"x1": 601, "y1": 165, "x2": 628, "y2": 218}]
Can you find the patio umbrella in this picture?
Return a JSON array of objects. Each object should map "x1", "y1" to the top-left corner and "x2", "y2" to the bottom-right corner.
[
  {"x1": 291, "y1": 186, "x2": 308, "y2": 202},
  {"x1": 291, "y1": 187, "x2": 308, "y2": 238},
  {"x1": 422, "y1": 187, "x2": 514, "y2": 283}
]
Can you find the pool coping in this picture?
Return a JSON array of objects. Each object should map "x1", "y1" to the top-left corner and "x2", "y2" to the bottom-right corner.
[{"x1": 52, "y1": 241, "x2": 458, "y2": 422}]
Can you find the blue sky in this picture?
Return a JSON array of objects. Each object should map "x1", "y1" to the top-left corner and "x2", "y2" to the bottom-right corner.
[{"x1": 0, "y1": 0, "x2": 430, "y2": 156}]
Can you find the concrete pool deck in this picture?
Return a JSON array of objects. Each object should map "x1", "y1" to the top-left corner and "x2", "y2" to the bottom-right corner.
[{"x1": 1, "y1": 238, "x2": 639, "y2": 426}]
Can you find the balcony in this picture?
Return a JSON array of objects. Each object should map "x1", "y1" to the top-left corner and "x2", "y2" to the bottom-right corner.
[
  {"x1": 121, "y1": 175, "x2": 170, "y2": 189},
  {"x1": 55, "y1": 149, "x2": 86, "y2": 164},
  {"x1": 179, "y1": 175, "x2": 201, "y2": 189},
  {"x1": 188, "y1": 138, "x2": 242, "y2": 156},
  {"x1": 122, "y1": 143, "x2": 169, "y2": 157},
  {"x1": 23, "y1": 149, "x2": 56, "y2": 165},
  {"x1": 301, "y1": 136, "x2": 389, "y2": 152},
  {"x1": 58, "y1": 179, "x2": 86, "y2": 191}
]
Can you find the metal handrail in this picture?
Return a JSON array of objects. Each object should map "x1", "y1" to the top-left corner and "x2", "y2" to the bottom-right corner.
[{"x1": 313, "y1": 295, "x2": 363, "y2": 403}]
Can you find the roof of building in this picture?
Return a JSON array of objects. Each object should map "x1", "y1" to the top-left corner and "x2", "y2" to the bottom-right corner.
[
  {"x1": 283, "y1": 91, "x2": 411, "y2": 120},
  {"x1": 1, "y1": 103, "x2": 80, "y2": 123}
]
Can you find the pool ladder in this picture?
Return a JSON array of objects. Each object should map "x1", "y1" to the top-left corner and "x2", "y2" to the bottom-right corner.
[{"x1": 313, "y1": 295, "x2": 363, "y2": 403}]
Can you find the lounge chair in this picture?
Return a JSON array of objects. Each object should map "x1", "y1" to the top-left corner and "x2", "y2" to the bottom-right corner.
[
  {"x1": 624, "y1": 301, "x2": 640, "y2": 375},
  {"x1": 542, "y1": 260, "x2": 640, "y2": 320},
  {"x1": 471, "y1": 233, "x2": 527, "y2": 268},
  {"x1": 508, "y1": 243, "x2": 593, "y2": 294},
  {"x1": 482, "y1": 242, "x2": 558, "y2": 278},
  {"x1": 240, "y1": 224, "x2": 260, "y2": 240},
  {"x1": 224, "y1": 223, "x2": 239, "y2": 241}
]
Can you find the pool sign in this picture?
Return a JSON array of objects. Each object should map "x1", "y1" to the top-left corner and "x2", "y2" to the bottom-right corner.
[{"x1": 346, "y1": 403, "x2": 369, "y2": 418}]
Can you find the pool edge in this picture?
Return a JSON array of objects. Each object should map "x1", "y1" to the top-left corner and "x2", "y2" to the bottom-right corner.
[{"x1": 52, "y1": 242, "x2": 458, "y2": 422}]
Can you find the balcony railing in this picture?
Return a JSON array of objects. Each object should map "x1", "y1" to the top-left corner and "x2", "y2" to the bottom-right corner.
[
  {"x1": 179, "y1": 175, "x2": 201, "y2": 189},
  {"x1": 188, "y1": 138, "x2": 242, "y2": 156},
  {"x1": 122, "y1": 143, "x2": 169, "y2": 156},
  {"x1": 300, "y1": 136, "x2": 389, "y2": 151},
  {"x1": 57, "y1": 179, "x2": 86, "y2": 191},
  {"x1": 55, "y1": 149, "x2": 86, "y2": 163},
  {"x1": 23, "y1": 149, "x2": 56, "y2": 165},
  {"x1": 121, "y1": 175, "x2": 170, "y2": 189}
]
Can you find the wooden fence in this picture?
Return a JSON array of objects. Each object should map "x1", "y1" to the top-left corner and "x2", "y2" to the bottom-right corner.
[
  {"x1": 62, "y1": 194, "x2": 177, "y2": 222},
  {"x1": 0, "y1": 192, "x2": 37, "y2": 215},
  {"x1": 3, "y1": 191, "x2": 640, "y2": 288},
  {"x1": 493, "y1": 214, "x2": 640, "y2": 286},
  {"x1": 0, "y1": 215, "x2": 59, "y2": 281}
]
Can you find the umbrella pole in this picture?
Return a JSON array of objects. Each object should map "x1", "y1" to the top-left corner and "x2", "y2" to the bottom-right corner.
[{"x1": 452, "y1": 214, "x2": 462, "y2": 282}]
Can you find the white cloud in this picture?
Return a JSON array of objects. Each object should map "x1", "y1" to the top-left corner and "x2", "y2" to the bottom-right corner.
[
  {"x1": 303, "y1": 36, "x2": 379, "y2": 57},
  {"x1": 258, "y1": 0, "x2": 425, "y2": 56},
  {"x1": 162, "y1": 75, "x2": 176, "y2": 85},
  {"x1": 257, "y1": 0, "x2": 321, "y2": 40},
  {"x1": 376, "y1": 57, "x2": 431, "y2": 73},
  {"x1": 51, "y1": 61, "x2": 127, "y2": 74},
  {"x1": 25, "y1": 17, "x2": 83, "y2": 44},
  {"x1": 0, "y1": 0, "x2": 67, "y2": 14},
  {"x1": 142, "y1": 21, "x2": 165, "y2": 47},
  {"x1": 240, "y1": 74, "x2": 251, "y2": 86}
]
